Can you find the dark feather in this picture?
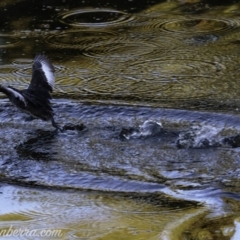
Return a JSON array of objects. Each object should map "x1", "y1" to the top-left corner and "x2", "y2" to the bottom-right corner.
[
  {"x1": 28, "y1": 55, "x2": 55, "y2": 92},
  {"x1": 0, "y1": 55, "x2": 61, "y2": 130}
]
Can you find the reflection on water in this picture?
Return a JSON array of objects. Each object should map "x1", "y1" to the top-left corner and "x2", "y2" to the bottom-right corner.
[
  {"x1": 0, "y1": 0, "x2": 240, "y2": 239},
  {"x1": 2, "y1": 2, "x2": 240, "y2": 109},
  {"x1": 0, "y1": 184, "x2": 203, "y2": 240},
  {"x1": 0, "y1": 184, "x2": 240, "y2": 239}
]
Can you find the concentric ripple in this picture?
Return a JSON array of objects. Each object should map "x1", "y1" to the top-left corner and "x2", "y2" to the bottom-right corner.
[
  {"x1": 10, "y1": 58, "x2": 33, "y2": 85},
  {"x1": 0, "y1": 65, "x2": 17, "y2": 75},
  {"x1": 45, "y1": 30, "x2": 117, "y2": 49},
  {"x1": 160, "y1": 18, "x2": 237, "y2": 33},
  {"x1": 13, "y1": 67, "x2": 31, "y2": 78},
  {"x1": 83, "y1": 40, "x2": 157, "y2": 59},
  {"x1": 82, "y1": 56, "x2": 228, "y2": 100},
  {"x1": 122, "y1": 58, "x2": 223, "y2": 77},
  {"x1": 45, "y1": 30, "x2": 159, "y2": 62},
  {"x1": 12, "y1": 58, "x2": 33, "y2": 66},
  {"x1": 0, "y1": 35, "x2": 21, "y2": 48},
  {"x1": 57, "y1": 9, "x2": 133, "y2": 27},
  {"x1": 0, "y1": 65, "x2": 18, "y2": 85}
]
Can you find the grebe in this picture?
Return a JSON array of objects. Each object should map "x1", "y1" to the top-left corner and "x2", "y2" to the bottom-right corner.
[{"x1": 0, "y1": 55, "x2": 61, "y2": 131}]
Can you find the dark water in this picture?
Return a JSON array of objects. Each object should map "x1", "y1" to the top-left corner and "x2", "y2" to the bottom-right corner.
[{"x1": 1, "y1": 0, "x2": 240, "y2": 239}]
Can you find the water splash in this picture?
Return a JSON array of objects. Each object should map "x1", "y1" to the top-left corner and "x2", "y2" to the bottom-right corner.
[
  {"x1": 120, "y1": 120, "x2": 163, "y2": 139},
  {"x1": 176, "y1": 125, "x2": 222, "y2": 148}
]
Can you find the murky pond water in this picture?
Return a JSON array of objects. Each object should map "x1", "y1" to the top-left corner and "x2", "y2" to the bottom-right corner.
[{"x1": 1, "y1": 0, "x2": 240, "y2": 239}]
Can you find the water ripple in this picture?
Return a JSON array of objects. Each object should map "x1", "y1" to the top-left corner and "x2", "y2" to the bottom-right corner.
[
  {"x1": 0, "y1": 65, "x2": 22, "y2": 87},
  {"x1": 0, "y1": 35, "x2": 21, "y2": 48},
  {"x1": 45, "y1": 30, "x2": 118, "y2": 49},
  {"x1": 160, "y1": 18, "x2": 238, "y2": 34},
  {"x1": 57, "y1": 8, "x2": 134, "y2": 27},
  {"x1": 100, "y1": 194, "x2": 197, "y2": 214},
  {"x1": 123, "y1": 58, "x2": 222, "y2": 77},
  {"x1": 12, "y1": 58, "x2": 32, "y2": 66},
  {"x1": 13, "y1": 66, "x2": 31, "y2": 78},
  {"x1": 83, "y1": 40, "x2": 158, "y2": 59},
  {"x1": 83, "y1": 57, "x2": 224, "y2": 100}
]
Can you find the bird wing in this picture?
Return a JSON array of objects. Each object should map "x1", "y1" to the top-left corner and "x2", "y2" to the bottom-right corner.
[
  {"x1": 28, "y1": 55, "x2": 55, "y2": 92},
  {"x1": 21, "y1": 89, "x2": 52, "y2": 105},
  {"x1": 0, "y1": 85, "x2": 27, "y2": 107}
]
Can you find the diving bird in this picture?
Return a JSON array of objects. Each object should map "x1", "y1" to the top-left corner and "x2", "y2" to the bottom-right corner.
[{"x1": 0, "y1": 55, "x2": 61, "y2": 131}]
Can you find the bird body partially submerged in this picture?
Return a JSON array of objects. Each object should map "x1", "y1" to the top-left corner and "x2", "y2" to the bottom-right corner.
[{"x1": 0, "y1": 55, "x2": 61, "y2": 130}]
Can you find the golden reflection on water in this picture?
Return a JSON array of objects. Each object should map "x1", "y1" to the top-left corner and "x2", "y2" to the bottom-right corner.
[
  {"x1": 40, "y1": 2, "x2": 240, "y2": 109},
  {"x1": 0, "y1": 185, "x2": 206, "y2": 240},
  {"x1": 0, "y1": 184, "x2": 240, "y2": 239},
  {"x1": 1, "y1": 1, "x2": 240, "y2": 109}
]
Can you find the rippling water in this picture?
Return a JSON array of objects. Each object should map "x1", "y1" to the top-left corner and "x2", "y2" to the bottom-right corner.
[{"x1": 1, "y1": 0, "x2": 240, "y2": 239}]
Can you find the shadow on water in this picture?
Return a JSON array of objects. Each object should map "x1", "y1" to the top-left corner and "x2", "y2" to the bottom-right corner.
[
  {"x1": 1, "y1": 0, "x2": 240, "y2": 239},
  {"x1": 16, "y1": 130, "x2": 58, "y2": 160}
]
